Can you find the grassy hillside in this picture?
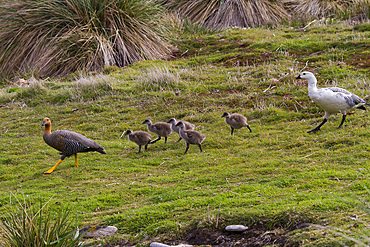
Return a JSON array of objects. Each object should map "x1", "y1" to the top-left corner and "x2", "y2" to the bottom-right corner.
[{"x1": 1, "y1": 22, "x2": 370, "y2": 246}]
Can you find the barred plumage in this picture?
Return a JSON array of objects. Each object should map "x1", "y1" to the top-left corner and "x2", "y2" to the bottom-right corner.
[{"x1": 42, "y1": 117, "x2": 106, "y2": 174}]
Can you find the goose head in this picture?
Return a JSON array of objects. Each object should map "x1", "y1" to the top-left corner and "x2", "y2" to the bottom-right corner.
[
  {"x1": 142, "y1": 119, "x2": 152, "y2": 125},
  {"x1": 175, "y1": 121, "x2": 185, "y2": 129},
  {"x1": 296, "y1": 71, "x2": 317, "y2": 85},
  {"x1": 167, "y1": 118, "x2": 177, "y2": 124},
  {"x1": 121, "y1": 129, "x2": 133, "y2": 138},
  {"x1": 221, "y1": 112, "x2": 230, "y2": 118},
  {"x1": 42, "y1": 117, "x2": 51, "y2": 127},
  {"x1": 124, "y1": 129, "x2": 133, "y2": 136}
]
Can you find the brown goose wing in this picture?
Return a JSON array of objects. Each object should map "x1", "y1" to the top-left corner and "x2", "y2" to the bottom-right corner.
[{"x1": 45, "y1": 130, "x2": 105, "y2": 155}]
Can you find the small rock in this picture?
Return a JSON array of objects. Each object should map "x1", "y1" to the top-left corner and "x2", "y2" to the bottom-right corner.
[
  {"x1": 225, "y1": 225, "x2": 248, "y2": 232},
  {"x1": 81, "y1": 225, "x2": 117, "y2": 238},
  {"x1": 150, "y1": 243, "x2": 192, "y2": 247},
  {"x1": 150, "y1": 243, "x2": 170, "y2": 247}
]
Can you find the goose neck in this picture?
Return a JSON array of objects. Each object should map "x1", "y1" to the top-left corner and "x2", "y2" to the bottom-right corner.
[{"x1": 44, "y1": 124, "x2": 52, "y2": 135}]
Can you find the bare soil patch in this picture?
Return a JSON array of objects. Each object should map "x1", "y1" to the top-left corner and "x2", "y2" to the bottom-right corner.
[{"x1": 100, "y1": 226, "x2": 296, "y2": 247}]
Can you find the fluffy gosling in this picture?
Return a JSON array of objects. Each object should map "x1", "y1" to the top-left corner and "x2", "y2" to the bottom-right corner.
[
  {"x1": 122, "y1": 129, "x2": 152, "y2": 153},
  {"x1": 175, "y1": 121, "x2": 205, "y2": 154},
  {"x1": 221, "y1": 112, "x2": 252, "y2": 135},
  {"x1": 167, "y1": 118, "x2": 195, "y2": 142},
  {"x1": 142, "y1": 119, "x2": 172, "y2": 144}
]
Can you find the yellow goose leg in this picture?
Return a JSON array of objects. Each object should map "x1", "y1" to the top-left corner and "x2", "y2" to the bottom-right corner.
[
  {"x1": 74, "y1": 154, "x2": 80, "y2": 167},
  {"x1": 44, "y1": 159, "x2": 63, "y2": 174}
]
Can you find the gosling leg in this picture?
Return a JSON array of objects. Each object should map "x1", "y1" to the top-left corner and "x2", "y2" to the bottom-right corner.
[
  {"x1": 230, "y1": 127, "x2": 234, "y2": 135},
  {"x1": 150, "y1": 136, "x2": 161, "y2": 144},
  {"x1": 198, "y1": 144, "x2": 203, "y2": 152},
  {"x1": 176, "y1": 136, "x2": 182, "y2": 142},
  {"x1": 145, "y1": 141, "x2": 150, "y2": 150},
  {"x1": 137, "y1": 145, "x2": 142, "y2": 154},
  {"x1": 183, "y1": 143, "x2": 190, "y2": 155},
  {"x1": 247, "y1": 125, "x2": 252, "y2": 133}
]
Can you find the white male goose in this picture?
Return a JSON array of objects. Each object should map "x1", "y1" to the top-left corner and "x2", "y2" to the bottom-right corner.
[
  {"x1": 296, "y1": 71, "x2": 369, "y2": 133},
  {"x1": 175, "y1": 121, "x2": 205, "y2": 154},
  {"x1": 121, "y1": 129, "x2": 152, "y2": 153},
  {"x1": 221, "y1": 112, "x2": 252, "y2": 135},
  {"x1": 142, "y1": 119, "x2": 172, "y2": 144},
  {"x1": 167, "y1": 118, "x2": 195, "y2": 142}
]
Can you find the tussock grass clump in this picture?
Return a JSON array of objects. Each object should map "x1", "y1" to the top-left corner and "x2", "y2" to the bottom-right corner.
[
  {"x1": 162, "y1": 0, "x2": 290, "y2": 29},
  {"x1": 0, "y1": 0, "x2": 171, "y2": 79},
  {"x1": 0, "y1": 195, "x2": 83, "y2": 247},
  {"x1": 134, "y1": 66, "x2": 186, "y2": 93},
  {"x1": 288, "y1": 0, "x2": 370, "y2": 22}
]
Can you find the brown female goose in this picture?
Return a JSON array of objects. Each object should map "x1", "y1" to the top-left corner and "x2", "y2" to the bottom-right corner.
[
  {"x1": 42, "y1": 117, "x2": 106, "y2": 174},
  {"x1": 221, "y1": 112, "x2": 252, "y2": 135},
  {"x1": 175, "y1": 121, "x2": 205, "y2": 154},
  {"x1": 167, "y1": 118, "x2": 195, "y2": 142},
  {"x1": 142, "y1": 119, "x2": 172, "y2": 144},
  {"x1": 122, "y1": 129, "x2": 152, "y2": 153}
]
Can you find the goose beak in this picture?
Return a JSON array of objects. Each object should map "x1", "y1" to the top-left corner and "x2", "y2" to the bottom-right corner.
[
  {"x1": 42, "y1": 121, "x2": 45, "y2": 126},
  {"x1": 296, "y1": 75, "x2": 301, "y2": 79}
]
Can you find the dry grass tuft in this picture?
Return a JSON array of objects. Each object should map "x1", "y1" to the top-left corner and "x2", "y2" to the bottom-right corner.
[
  {"x1": 135, "y1": 65, "x2": 186, "y2": 92},
  {"x1": 286, "y1": 0, "x2": 370, "y2": 21}
]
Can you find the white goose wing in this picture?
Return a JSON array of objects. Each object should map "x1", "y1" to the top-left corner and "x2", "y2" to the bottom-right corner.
[{"x1": 328, "y1": 87, "x2": 366, "y2": 107}]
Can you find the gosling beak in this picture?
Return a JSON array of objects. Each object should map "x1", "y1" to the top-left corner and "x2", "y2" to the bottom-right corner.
[
  {"x1": 296, "y1": 75, "x2": 301, "y2": 79},
  {"x1": 42, "y1": 121, "x2": 45, "y2": 126}
]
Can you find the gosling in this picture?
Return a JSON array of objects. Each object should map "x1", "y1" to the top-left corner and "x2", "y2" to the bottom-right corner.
[
  {"x1": 221, "y1": 112, "x2": 252, "y2": 135},
  {"x1": 122, "y1": 129, "x2": 152, "y2": 153},
  {"x1": 175, "y1": 121, "x2": 205, "y2": 154},
  {"x1": 142, "y1": 119, "x2": 172, "y2": 144},
  {"x1": 167, "y1": 118, "x2": 195, "y2": 142}
]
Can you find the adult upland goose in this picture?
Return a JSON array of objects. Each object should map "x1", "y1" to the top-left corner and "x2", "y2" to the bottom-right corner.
[
  {"x1": 42, "y1": 117, "x2": 106, "y2": 174},
  {"x1": 142, "y1": 119, "x2": 172, "y2": 144},
  {"x1": 167, "y1": 118, "x2": 195, "y2": 142},
  {"x1": 122, "y1": 129, "x2": 152, "y2": 153},
  {"x1": 296, "y1": 71, "x2": 369, "y2": 133},
  {"x1": 221, "y1": 112, "x2": 252, "y2": 135},
  {"x1": 175, "y1": 121, "x2": 205, "y2": 154}
]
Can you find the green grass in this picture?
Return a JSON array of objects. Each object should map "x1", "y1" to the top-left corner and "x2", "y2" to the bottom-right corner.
[{"x1": 0, "y1": 22, "x2": 370, "y2": 246}]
